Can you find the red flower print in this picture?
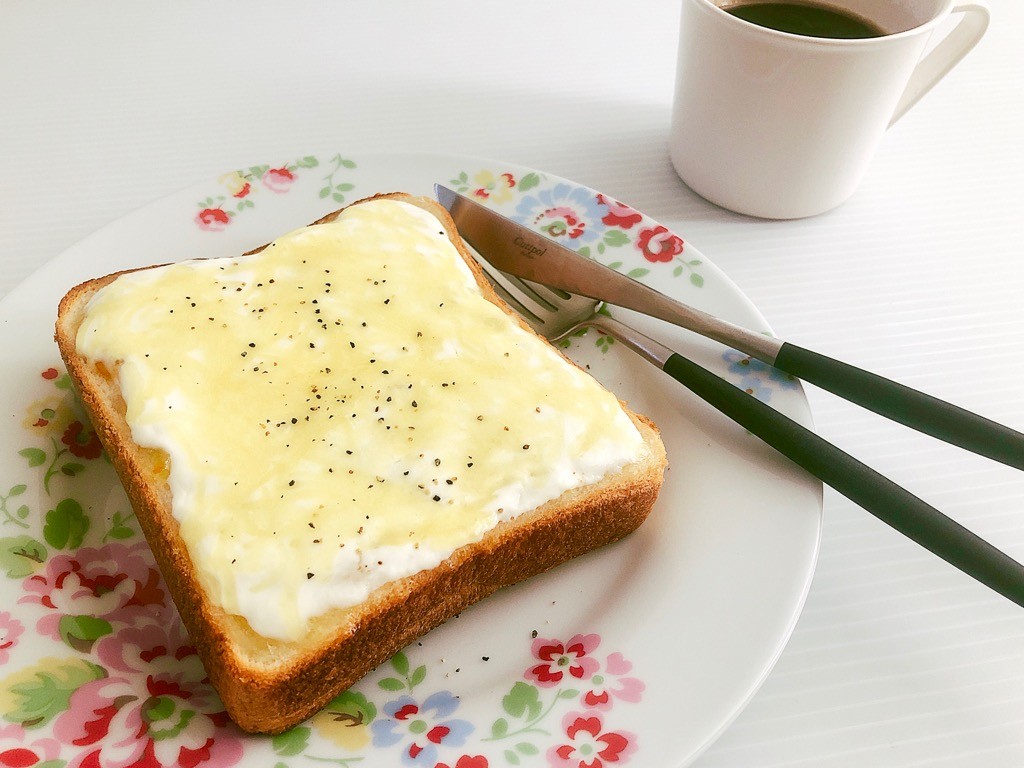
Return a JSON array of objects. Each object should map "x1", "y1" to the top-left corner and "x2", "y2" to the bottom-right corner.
[
  {"x1": 394, "y1": 703, "x2": 419, "y2": 720},
  {"x1": 53, "y1": 622, "x2": 243, "y2": 768},
  {"x1": 437, "y1": 756, "x2": 489, "y2": 768},
  {"x1": 195, "y1": 207, "x2": 230, "y2": 232},
  {"x1": 262, "y1": 166, "x2": 296, "y2": 193},
  {"x1": 0, "y1": 748, "x2": 38, "y2": 768},
  {"x1": 20, "y1": 542, "x2": 167, "y2": 642},
  {"x1": 232, "y1": 182, "x2": 251, "y2": 198},
  {"x1": 548, "y1": 712, "x2": 636, "y2": 768},
  {"x1": 636, "y1": 225, "x2": 684, "y2": 263},
  {"x1": 41, "y1": 368, "x2": 59, "y2": 381},
  {"x1": 61, "y1": 420, "x2": 103, "y2": 460},
  {"x1": 0, "y1": 724, "x2": 62, "y2": 768},
  {"x1": 597, "y1": 194, "x2": 643, "y2": 229},
  {"x1": 526, "y1": 633, "x2": 600, "y2": 688}
]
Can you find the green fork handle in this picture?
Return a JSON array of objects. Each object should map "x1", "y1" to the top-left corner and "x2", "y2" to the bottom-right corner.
[{"x1": 591, "y1": 316, "x2": 1024, "y2": 609}]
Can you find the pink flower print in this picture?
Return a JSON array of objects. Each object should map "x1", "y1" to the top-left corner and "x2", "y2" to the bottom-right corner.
[
  {"x1": 527, "y1": 633, "x2": 601, "y2": 688},
  {"x1": 597, "y1": 194, "x2": 643, "y2": 229},
  {"x1": 636, "y1": 225, "x2": 684, "y2": 263},
  {"x1": 195, "y1": 208, "x2": 230, "y2": 231},
  {"x1": 580, "y1": 653, "x2": 644, "y2": 711},
  {"x1": 547, "y1": 711, "x2": 636, "y2": 768},
  {"x1": 0, "y1": 724, "x2": 63, "y2": 768},
  {"x1": 544, "y1": 207, "x2": 585, "y2": 239},
  {"x1": 92, "y1": 619, "x2": 199, "y2": 677},
  {"x1": 513, "y1": 184, "x2": 607, "y2": 245},
  {"x1": 262, "y1": 166, "x2": 296, "y2": 193},
  {"x1": 20, "y1": 542, "x2": 167, "y2": 642},
  {"x1": 54, "y1": 622, "x2": 243, "y2": 768},
  {"x1": 0, "y1": 612, "x2": 24, "y2": 664}
]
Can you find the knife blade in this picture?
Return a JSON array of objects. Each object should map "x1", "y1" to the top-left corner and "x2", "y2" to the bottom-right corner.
[
  {"x1": 434, "y1": 183, "x2": 1024, "y2": 471},
  {"x1": 433, "y1": 184, "x2": 781, "y2": 364}
]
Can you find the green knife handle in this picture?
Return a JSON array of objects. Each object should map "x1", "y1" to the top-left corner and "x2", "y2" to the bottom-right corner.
[
  {"x1": 662, "y1": 351, "x2": 1024, "y2": 609},
  {"x1": 774, "y1": 343, "x2": 1024, "y2": 471}
]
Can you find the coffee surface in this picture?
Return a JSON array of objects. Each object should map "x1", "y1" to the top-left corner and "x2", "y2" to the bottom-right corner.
[{"x1": 722, "y1": 2, "x2": 885, "y2": 39}]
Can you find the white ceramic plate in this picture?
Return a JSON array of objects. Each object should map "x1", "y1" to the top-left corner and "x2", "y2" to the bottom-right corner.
[{"x1": 0, "y1": 152, "x2": 821, "y2": 768}]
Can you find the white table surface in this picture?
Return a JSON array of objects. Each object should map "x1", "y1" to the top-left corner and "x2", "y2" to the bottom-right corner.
[{"x1": 3, "y1": 1, "x2": 1022, "y2": 765}]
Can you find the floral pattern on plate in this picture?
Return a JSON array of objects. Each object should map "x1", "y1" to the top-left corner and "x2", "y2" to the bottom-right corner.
[
  {"x1": 189, "y1": 158, "x2": 792, "y2": 402},
  {"x1": 0, "y1": 368, "x2": 645, "y2": 767},
  {"x1": 194, "y1": 154, "x2": 358, "y2": 232}
]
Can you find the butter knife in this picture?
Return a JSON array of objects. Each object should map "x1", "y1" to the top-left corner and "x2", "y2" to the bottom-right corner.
[{"x1": 435, "y1": 184, "x2": 1024, "y2": 472}]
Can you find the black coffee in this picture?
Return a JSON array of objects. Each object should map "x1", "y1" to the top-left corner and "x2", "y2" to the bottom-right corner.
[{"x1": 722, "y1": 2, "x2": 886, "y2": 39}]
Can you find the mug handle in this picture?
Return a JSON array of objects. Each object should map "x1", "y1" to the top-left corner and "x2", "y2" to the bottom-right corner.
[{"x1": 890, "y1": 2, "x2": 990, "y2": 125}]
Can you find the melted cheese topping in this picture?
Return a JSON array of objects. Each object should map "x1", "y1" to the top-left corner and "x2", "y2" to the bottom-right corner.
[{"x1": 77, "y1": 199, "x2": 645, "y2": 641}]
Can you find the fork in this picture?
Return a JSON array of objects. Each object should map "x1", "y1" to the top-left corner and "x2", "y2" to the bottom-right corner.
[{"x1": 480, "y1": 265, "x2": 1024, "y2": 609}]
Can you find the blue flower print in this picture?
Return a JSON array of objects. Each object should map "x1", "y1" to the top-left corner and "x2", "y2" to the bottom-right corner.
[
  {"x1": 371, "y1": 690, "x2": 473, "y2": 765},
  {"x1": 723, "y1": 350, "x2": 799, "y2": 402},
  {"x1": 513, "y1": 183, "x2": 610, "y2": 246}
]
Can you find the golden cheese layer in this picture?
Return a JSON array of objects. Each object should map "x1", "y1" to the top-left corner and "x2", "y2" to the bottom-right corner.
[{"x1": 76, "y1": 199, "x2": 645, "y2": 640}]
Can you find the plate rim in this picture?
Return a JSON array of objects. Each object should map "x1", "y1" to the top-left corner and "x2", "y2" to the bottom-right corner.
[{"x1": 0, "y1": 150, "x2": 822, "y2": 768}]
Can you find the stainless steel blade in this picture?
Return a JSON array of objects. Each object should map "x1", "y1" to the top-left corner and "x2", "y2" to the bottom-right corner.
[{"x1": 434, "y1": 184, "x2": 782, "y2": 364}]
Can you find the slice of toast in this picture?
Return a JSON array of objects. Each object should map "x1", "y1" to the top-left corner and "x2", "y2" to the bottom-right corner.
[{"x1": 55, "y1": 193, "x2": 667, "y2": 734}]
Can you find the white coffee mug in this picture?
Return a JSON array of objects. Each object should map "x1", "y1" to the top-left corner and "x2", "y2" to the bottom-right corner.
[{"x1": 669, "y1": 0, "x2": 990, "y2": 219}]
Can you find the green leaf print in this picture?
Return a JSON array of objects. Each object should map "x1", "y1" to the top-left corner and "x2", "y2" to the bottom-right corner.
[
  {"x1": 58, "y1": 615, "x2": 113, "y2": 653},
  {"x1": 409, "y1": 664, "x2": 426, "y2": 687},
  {"x1": 321, "y1": 689, "x2": 377, "y2": 727},
  {"x1": 391, "y1": 651, "x2": 410, "y2": 676},
  {"x1": 518, "y1": 173, "x2": 541, "y2": 192},
  {"x1": 502, "y1": 681, "x2": 542, "y2": 720},
  {"x1": 102, "y1": 510, "x2": 136, "y2": 543},
  {"x1": 272, "y1": 725, "x2": 311, "y2": 756},
  {"x1": 0, "y1": 535, "x2": 47, "y2": 578},
  {"x1": 43, "y1": 498, "x2": 90, "y2": 550},
  {"x1": 3, "y1": 658, "x2": 106, "y2": 729},
  {"x1": 377, "y1": 650, "x2": 426, "y2": 692},
  {"x1": 603, "y1": 230, "x2": 630, "y2": 247},
  {"x1": 19, "y1": 448, "x2": 46, "y2": 468},
  {"x1": 2, "y1": 485, "x2": 30, "y2": 529},
  {"x1": 378, "y1": 677, "x2": 405, "y2": 691}
]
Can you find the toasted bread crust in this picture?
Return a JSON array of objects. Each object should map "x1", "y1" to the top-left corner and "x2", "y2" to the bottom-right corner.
[{"x1": 55, "y1": 193, "x2": 667, "y2": 733}]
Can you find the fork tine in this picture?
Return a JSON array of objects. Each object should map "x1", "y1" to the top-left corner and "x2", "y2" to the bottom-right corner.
[
  {"x1": 481, "y1": 268, "x2": 547, "y2": 327},
  {"x1": 471, "y1": 251, "x2": 601, "y2": 340},
  {"x1": 505, "y1": 275, "x2": 577, "y2": 309},
  {"x1": 518, "y1": 278, "x2": 573, "y2": 303}
]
